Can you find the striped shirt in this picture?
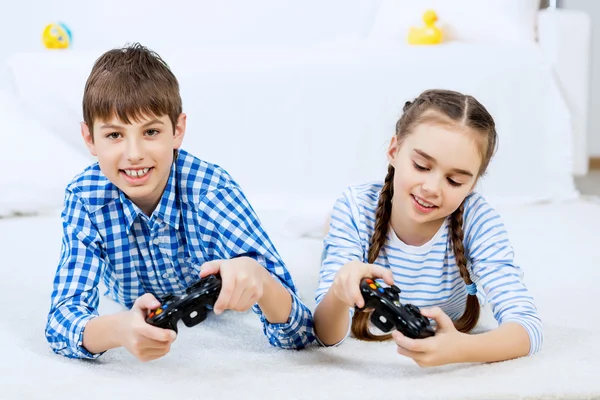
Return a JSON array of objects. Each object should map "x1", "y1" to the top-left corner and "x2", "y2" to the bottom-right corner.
[
  {"x1": 316, "y1": 182, "x2": 543, "y2": 355},
  {"x1": 46, "y1": 149, "x2": 315, "y2": 359}
]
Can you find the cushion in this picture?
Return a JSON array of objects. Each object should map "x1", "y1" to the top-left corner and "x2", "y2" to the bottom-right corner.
[{"x1": 0, "y1": 90, "x2": 92, "y2": 217}]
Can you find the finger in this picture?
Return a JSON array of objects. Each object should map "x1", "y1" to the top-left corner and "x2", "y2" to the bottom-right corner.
[
  {"x1": 369, "y1": 265, "x2": 394, "y2": 286},
  {"x1": 396, "y1": 345, "x2": 423, "y2": 361},
  {"x1": 352, "y1": 280, "x2": 365, "y2": 309},
  {"x1": 139, "y1": 348, "x2": 172, "y2": 362},
  {"x1": 227, "y1": 283, "x2": 246, "y2": 312},
  {"x1": 133, "y1": 293, "x2": 161, "y2": 313},
  {"x1": 236, "y1": 287, "x2": 260, "y2": 311},
  {"x1": 214, "y1": 276, "x2": 234, "y2": 315},
  {"x1": 140, "y1": 324, "x2": 178, "y2": 342},
  {"x1": 391, "y1": 331, "x2": 427, "y2": 353},
  {"x1": 200, "y1": 260, "x2": 222, "y2": 278},
  {"x1": 137, "y1": 337, "x2": 174, "y2": 351},
  {"x1": 420, "y1": 307, "x2": 453, "y2": 330}
]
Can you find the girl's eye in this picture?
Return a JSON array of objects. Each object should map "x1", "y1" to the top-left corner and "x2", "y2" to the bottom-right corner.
[
  {"x1": 145, "y1": 129, "x2": 159, "y2": 136},
  {"x1": 447, "y1": 178, "x2": 462, "y2": 187},
  {"x1": 106, "y1": 132, "x2": 121, "y2": 139},
  {"x1": 413, "y1": 162, "x2": 429, "y2": 171}
]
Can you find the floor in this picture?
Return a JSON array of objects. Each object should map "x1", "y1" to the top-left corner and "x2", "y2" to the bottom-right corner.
[{"x1": 575, "y1": 170, "x2": 600, "y2": 195}]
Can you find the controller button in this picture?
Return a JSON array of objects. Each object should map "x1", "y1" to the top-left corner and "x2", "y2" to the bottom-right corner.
[
  {"x1": 369, "y1": 284, "x2": 377, "y2": 290},
  {"x1": 155, "y1": 308, "x2": 163, "y2": 315},
  {"x1": 366, "y1": 279, "x2": 373, "y2": 284},
  {"x1": 148, "y1": 311, "x2": 155, "y2": 319},
  {"x1": 378, "y1": 288, "x2": 384, "y2": 293},
  {"x1": 163, "y1": 304, "x2": 168, "y2": 309}
]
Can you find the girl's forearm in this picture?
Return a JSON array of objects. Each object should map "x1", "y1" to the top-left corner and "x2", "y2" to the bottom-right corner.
[
  {"x1": 313, "y1": 290, "x2": 351, "y2": 345},
  {"x1": 461, "y1": 322, "x2": 531, "y2": 363}
]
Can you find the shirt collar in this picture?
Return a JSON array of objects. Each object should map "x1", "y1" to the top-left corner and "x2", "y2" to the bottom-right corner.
[{"x1": 120, "y1": 162, "x2": 180, "y2": 233}]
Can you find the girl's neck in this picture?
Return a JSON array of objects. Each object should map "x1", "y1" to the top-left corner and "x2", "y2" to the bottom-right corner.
[{"x1": 390, "y1": 212, "x2": 447, "y2": 247}]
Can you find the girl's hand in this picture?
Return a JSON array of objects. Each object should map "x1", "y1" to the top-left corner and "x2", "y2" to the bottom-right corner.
[
  {"x1": 199, "y1": 257, "x2": 267, "y2": 315},
  {"x1": 392, "y1": 307, "x2": 469, "y2": 367},
  {"x1": 331, "y1": 261, "x2": 394, "y2": 308}
]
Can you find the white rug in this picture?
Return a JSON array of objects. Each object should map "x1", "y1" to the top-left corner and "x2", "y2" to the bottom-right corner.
[{"x1": 1, "y1": 198, "x2": 599, "y2": 399}]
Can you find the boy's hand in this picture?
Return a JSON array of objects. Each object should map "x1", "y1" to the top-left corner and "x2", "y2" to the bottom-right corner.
[
  {"x1": 120, "y1": 293, "x2": 177, "y2": 362},
  {"x1": 332, "y1": 261, "x2": 394, "y2": 308},
  {"x1": 200, "y1": 257, "x2": 268, "y2": 315}
]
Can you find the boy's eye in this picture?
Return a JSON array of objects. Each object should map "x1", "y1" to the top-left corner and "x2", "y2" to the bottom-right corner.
[
  {"x1": 145, "y1": 129, "x2": 159, "y2": 136},
  {"x1": 106, "y1": 132, "x2": 121, "y2": 139},
  {"x1": 413, "y1": 162, "x2": 429, "y2": 171},
  {"x1": 447, "y1": 178, "x2": 462, "y2": 187}
]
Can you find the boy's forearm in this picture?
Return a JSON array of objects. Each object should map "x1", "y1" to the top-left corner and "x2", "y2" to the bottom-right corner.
[
  {"x1": 257, "y1": 269, "x2": 293, "y2": 324},
  {"x1": 460, "y1": 322, "x2": 531, "y2": 363},
  {"x1": 313, "y1": 290, "x2": 351, "y2": 345},
  {"x1": 81, "y1": 312, "x2": 128, "y2": 355}
]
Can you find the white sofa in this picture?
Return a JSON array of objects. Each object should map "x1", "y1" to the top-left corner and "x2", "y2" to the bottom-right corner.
[{"x1": 0, "y1": 0, "x2": 592, "y2": 227}]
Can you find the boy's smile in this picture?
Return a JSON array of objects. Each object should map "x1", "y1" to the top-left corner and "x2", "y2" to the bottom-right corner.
[
  {"x1": 121, "y1": 167, "x2": 153, "y2": 185},
  {"x1": 81, "y1": 113, "x2": 186, "y2": 215}
]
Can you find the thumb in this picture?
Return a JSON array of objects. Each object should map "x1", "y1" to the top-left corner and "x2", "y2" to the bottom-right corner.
[
  {"x1": 368, "y1": 264, "x2": 394, "y2": 286},
  {"x1": 200, "y1": 259, "x2": 222, "y2": 278},
  {"x1": 133, "y1": 293, "x2": 161, "y2": 312},
  {"x1": 420, "y1": 306, "x2": 453, "y2": 330}
]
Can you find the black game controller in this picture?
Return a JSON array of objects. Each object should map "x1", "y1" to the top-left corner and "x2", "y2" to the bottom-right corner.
[
  {"x1": 357, "y1": 278, "x2": 435, "y2": 339},
  {"x1": 146, "y1": 274, "x2": 222, "y2": 333}
]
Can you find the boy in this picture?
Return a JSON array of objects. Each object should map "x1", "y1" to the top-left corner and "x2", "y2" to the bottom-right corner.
[{"x1": 45, "y1": 43, "x2": 315, "y2": 361}]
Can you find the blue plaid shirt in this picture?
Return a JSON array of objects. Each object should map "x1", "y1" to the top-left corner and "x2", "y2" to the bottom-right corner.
[{"x1": 46, "y1": 149, "x2": 315, "y2": 359}]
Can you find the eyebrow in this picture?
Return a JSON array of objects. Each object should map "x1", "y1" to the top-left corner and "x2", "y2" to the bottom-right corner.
[
  {"x1": 413, "y1": 149, "x2": 474, "y2": 177},
  {"x1": 99, "y1": 119, "x2": 165, "y2": 130}
]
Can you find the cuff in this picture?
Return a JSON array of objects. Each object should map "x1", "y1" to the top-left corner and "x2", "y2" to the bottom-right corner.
[{"x1": 260, "y1": 290, "x2": 303, "y2": 335}]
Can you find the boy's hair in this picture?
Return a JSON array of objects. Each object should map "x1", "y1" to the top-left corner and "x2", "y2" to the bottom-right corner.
[
  {"x1": 352, "y1": 89, "x2": 498, "y2": 341},
  {"x1": 83, "y1": 42, "x2": 182, "y2": 139}
]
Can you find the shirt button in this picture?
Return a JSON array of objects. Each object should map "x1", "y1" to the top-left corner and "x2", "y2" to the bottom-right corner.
[
  {"x1": 153, "y1": 238, "x2": 160, "y2": 245},
  {"x1": 162, "y1": 272, "x2": 170, "y2": 279}
]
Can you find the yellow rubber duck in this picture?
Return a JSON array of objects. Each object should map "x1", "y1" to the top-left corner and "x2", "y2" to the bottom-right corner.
[{"x1": 408, "y1": 10, "x2": 443, "y2": 45}]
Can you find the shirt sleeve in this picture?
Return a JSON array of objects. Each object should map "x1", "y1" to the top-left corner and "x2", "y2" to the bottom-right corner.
[
  {"x1": 201, "y1": 184, "x2": 316, "y2": 349},
  {"x1": 464, "y1": 195, "x2": 544, "y2": 356},
  {"x1": 315, "y1": 189, "x2": 364, "y2": 346},
  {"x1": 45, "y1": 189, "x2": 105, "y2": 359}
]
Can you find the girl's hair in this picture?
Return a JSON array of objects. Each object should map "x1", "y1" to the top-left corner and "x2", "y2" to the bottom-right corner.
[{"x1": 351, "y1": 89, "x2": 498, "y2": 341}]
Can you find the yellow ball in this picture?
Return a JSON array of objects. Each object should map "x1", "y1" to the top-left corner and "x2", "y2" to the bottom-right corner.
[{"x1": 42, "y1": 23, "x2": 72, "y2": 49}]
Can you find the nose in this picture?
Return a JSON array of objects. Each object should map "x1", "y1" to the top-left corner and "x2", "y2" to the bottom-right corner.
[
  {"x1": 125, "y1": 137, "x2": 144, "y2": 163},
  {"x1": 421, "y1": 173, "x2": 442, "y2": 197}
]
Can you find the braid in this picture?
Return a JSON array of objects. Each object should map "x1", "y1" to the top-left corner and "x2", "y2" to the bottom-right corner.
[
  {"x1": 352, "y1": 165, "x2": 395, "y2": 341},
  {"x1": 368, "y1": 165, "x2": 395, "y2": 264},
  {"x1": 450, "y1": 203, "x2": 480, "y2": 332}
]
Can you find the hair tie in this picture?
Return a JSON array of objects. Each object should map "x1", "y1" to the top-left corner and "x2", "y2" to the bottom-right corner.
[{"x1": 466, "y1": 283, "x2": 477, "y2": 295}]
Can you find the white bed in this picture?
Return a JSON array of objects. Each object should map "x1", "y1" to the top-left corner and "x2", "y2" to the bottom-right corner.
[{"x1": 1, "y1": 198, "x2": 599, "y2": 399}]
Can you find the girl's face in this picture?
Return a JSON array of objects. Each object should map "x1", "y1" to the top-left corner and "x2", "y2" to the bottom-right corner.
[{"x1": 387, "y1": 121, "x2": 483, "y2": 231}]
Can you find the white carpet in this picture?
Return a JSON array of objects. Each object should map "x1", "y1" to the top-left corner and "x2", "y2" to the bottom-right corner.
[{"x1": 1, "y1": 198, "x2": 599, "y2": 399}]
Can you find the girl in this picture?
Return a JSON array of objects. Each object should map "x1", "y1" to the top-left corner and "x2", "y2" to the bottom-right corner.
[{"x1": 313, "y1": 89, "x2": 542, "y2": 367}]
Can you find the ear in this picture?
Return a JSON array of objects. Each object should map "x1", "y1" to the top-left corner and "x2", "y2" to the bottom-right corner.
[
  {"x1": 386, "y1": 136, "x2": 400, "y2": 165},
  {"x1": 173, "y1": 113, "x2": 187, "y2": 149},
  {"x1": 81, "y1": 122, "x2": 97, "y2": 156}
]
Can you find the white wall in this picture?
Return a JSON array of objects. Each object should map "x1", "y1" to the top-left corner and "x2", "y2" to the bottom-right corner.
[
  {"x1": 0, "y1": 0, "x2": 378, "y2": 89},
  {"x1": 562, "y1": 0, "x2": 600, "y2": 157}
]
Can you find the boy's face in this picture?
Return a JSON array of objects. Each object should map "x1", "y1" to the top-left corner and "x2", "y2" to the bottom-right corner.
[{"x1": 81, "y1": 113, "x2": 186, "y2": 215}]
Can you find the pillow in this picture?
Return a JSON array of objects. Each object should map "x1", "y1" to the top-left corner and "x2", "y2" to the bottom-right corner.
[
  {"x1": 0, "y1": 90, "x2": 93, "y2": 217},
  {"x1": 369, "y1": 0, "x2": 541, "y2": 44}
]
